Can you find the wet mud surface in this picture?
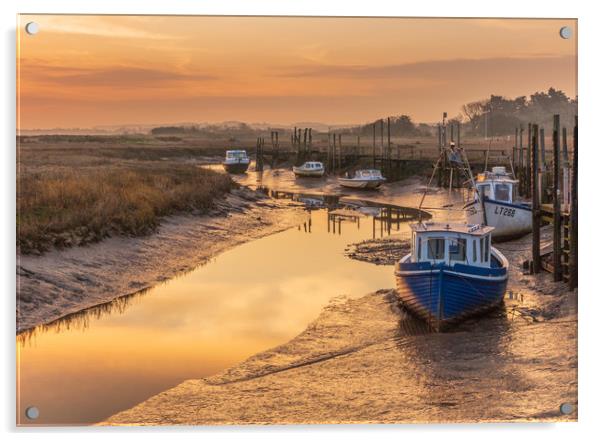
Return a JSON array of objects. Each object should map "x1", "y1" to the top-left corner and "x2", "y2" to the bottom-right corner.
[{"x1": 104, "y1": 172, "x2": 577, "y2": 425}]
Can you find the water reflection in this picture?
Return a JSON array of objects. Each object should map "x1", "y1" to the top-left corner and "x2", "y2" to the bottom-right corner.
[{"x1": 17, "y1": 197, "x2": 420, "y2": 426}]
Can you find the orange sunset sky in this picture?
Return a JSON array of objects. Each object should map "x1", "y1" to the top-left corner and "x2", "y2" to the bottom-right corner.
[{"x1": 17, "y1": 15, "x2": 577, "y2": 130}]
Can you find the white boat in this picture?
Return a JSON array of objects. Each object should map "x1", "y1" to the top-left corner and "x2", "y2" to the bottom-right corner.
[
  {"x1": 464, "y1": 166, "x2": 532, "y2": 241},
  {"x1": 338, "y1": 169, "x2": 386, "y2": 189},
  {"x1": 293, "y1": 161, "x2": 325, "y2": 177},
  {"x1": 222, "y1": 150, "x2": 250, "y2": 174}
]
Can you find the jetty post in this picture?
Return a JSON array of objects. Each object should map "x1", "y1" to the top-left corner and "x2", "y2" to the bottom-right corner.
[
  {"x1": 513, "y1": 127, "x2": 518, "y2": 171},
  {"x1": 539, "y1": 127, "x2": 547, "y2": 203},
  {"x1": 526, "y1": 122, "x2": 532, "y2": 198},
  {"x1": 569, "y1": 116, "x2": 578, "y2": 290},
  {"x1": 531, "y1": 123, "x2": 541, "y2": 273},
  {"x1": 387, "y1": 117, "x2": 391, "y2": 177},
  {"x1": 372, "y1": 122, "x2": 376, "y2": 168},
  {"x1": 437, "y1": 123, "x2": 443, "y2": 187},
  {"x1": 552, "y1": 115, "x2": 562, "y2": 282},
  {"x1": 457, "y1": 121, "x2": 461, "y2": 150},
  {"x1": 338, "y1": 134, "x2": 343, "y2": 169},
  {"x1": 516, "y1": 124, "x2": 525, "y2": 194},
  {"x1": 562, "y1": 127, "x2": 570, "y2": 208},
  {"x1": 255, "y1": 137, "x2": 264, "y2": 172}
]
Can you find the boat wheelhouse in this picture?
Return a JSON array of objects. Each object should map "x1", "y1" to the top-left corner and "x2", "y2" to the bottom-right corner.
[
  {"x1": 338, "y1": 169, "x2": 386, "y2": 189},
  {"x1": 293, "y1": 161, "x2": 325, "y2": 177},
  {"x1": 222, "y1": 150, "x2": 250, "y2": 174},
  {"x1": 464, "y1": 166, "x2": 532, "y2": 241},
  {"x1": 395, "y1": 222, "x2": 508, "y2": 331}
]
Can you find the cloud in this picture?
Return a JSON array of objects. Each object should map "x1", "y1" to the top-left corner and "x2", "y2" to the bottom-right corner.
[
  {"x1": 31, "y1": 15, "x2": 179, "y2": 40},
  {"x1": 20, "y1": 62, "x2": 217, "y2": 88},
  {"x1": 274, "y1": 55, "x2": 576, "y2": 81}
]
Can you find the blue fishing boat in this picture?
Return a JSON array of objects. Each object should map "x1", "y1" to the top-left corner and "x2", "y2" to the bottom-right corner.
[{"x1": 395, "y1": 221, "x2": 508, "y2": 331}]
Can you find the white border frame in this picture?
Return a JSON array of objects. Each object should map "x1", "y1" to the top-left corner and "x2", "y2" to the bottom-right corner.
[{"x1": 2, "y1": 1, "x2": 600, "y2": 440}]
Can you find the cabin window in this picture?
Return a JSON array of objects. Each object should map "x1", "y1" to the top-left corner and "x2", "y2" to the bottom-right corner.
[
  {"x1": 417, "y1": 237, "x2": 422, "y2": 260},
  {"x1": 480, "y1": 237, "x2": 486, "y2": 262},
  {"x1": 480, "y1": 236, "x2": 490, "y2": 262},
  {"x1": 494, "y1": 183, "x2": 511, "y2": 202},
  {"x1": 472, "y1": 239, "x2": 477, "y2": 262},
  {"x1": 485, "y1": 236, "x2": 490, "y2": 262},
  {"x1": 449, "y1": 238, "x2": 467, "y2": 261},
  {"x1": 477, "y1": 184, "x2": 491, "y2": 200},
  {"x1": 427, "y1": 238, "x2": 445, "y2": 260}
]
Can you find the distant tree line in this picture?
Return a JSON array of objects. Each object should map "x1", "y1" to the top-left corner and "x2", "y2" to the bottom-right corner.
[
  {"x1": 338, "y1": 115, "x2": 432, "y2": 138},
  {"x1": 148, "y1": 87, "x2": 575, "y2": 141},
  {"x1": 460, "y1": 88, "x2": 577, "y2": 136}
]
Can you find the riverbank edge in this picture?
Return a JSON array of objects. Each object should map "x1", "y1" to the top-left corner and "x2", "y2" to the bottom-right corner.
[{"x1": 16, "y1": 187, "x2": 305, "y2": 334}]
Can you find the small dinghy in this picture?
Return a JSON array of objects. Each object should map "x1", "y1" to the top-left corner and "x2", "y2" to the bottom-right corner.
[
  {"x1": 338, "y1": 169, "x2": 386, "y2": 189},
  {"x1": 395, "y1": 222, "x2": 508, "y2": 331},
  {"x1": 464, "y1": 166, "x2": 532, "y2": 241},
  {"x1": 293, "y1": 161, "x2": 325, "y2": 177},
  {"x1": 222, "y1": 150, "x2": 250, "y2": 174}
]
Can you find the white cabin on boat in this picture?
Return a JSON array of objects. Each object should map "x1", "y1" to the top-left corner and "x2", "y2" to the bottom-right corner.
[
  {"x1": 302, "y1": 161, "x2": 323, "y2": 169},
  {"x1": 409, "y1": 222, "x2": 495, "y2": 268},
  {"x1": 474, "y1": 166, "x2": 518, "y2": 204},
  {"x1": 224, "y1": 150, "x2": 249, "y2": 162}
]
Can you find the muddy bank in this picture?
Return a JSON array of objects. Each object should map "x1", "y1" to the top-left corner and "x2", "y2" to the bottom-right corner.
[
  {"x1": 104, "y1": 289, "x2": 576, "y2": 425},
  {"x1": 17, "y1": 188, "x2": 304, "y2": 333},
  {"x1": 345, "y1": 236, "x2": 411, "y2": 265},
  {"x1": 104, "y1": 225, "x2": 577, "y2": 425}
]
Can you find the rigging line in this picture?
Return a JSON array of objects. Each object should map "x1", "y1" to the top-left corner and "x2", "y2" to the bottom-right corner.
[{"x1": 418, "y1": 150, "x2": 444, "y2": 213}]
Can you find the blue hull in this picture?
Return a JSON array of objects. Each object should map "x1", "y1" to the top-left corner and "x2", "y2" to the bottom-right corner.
[{"x1": 395, "y1": 259, "x2": 508, "y2": 331}]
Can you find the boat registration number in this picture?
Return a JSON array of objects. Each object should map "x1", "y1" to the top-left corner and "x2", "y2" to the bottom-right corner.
[{"x1": 494, "y1": 206, "x2": 516, "y2": 217}]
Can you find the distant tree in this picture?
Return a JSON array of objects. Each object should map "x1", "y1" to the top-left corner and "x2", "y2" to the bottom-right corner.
[
  {"x1": 461, "y1": 100, "x2": 487, "y2": 131},
  {"x1": 460, "y1": 88, "x2": 576, "y2": 136}
]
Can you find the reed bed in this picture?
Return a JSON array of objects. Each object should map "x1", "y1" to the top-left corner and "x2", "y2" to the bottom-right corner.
[{"x1": 17, "y1": 164, "x2": 232, "y2": 254}]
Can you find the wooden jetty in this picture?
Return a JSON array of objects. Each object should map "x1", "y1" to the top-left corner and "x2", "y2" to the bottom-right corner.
[{"x1": 522, "y1": 115, "x2": 577, "y2": 290}]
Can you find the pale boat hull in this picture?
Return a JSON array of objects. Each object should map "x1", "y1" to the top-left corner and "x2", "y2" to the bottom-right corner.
[
  {"x1": 395, "y1": 248, "x2": 508, "y2": 331},
  {"x1": 222, "y1": 161, "x2": 250, "y2": 174},
  {"x1": 465, "y1": 199, "x2": 532, "y2": 241},
  {"x1": 338, "y1": 178, "x2": 385, "y2": 189},
  {"x1": 293, "y1": 167, "x2": 325, "y2": 177}
]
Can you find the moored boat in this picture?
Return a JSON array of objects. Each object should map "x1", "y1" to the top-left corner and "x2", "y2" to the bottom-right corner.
[
  {"x1": 222, "y1": 150, "x2": 250, "y2": 174},
  {"x1": 463, "y1": 166, "x2": 532, "y2": 241},
  {"x1": 293, "y1": 161, "x2": 325, "y2": 177},
  {"x1": 395, "y1": 221, "x2": 508, "y2": 331},
  {"x1": 338, "y1": 169, "x2": 386, "y2": 189}
]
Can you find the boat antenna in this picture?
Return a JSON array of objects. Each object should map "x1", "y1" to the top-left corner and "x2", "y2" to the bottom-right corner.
[
  {"x1": 507, "y1": 152, "x2": 517, "y2": 180},
  {"x1": 483, "y1": 137, "x2": 492, "y2": 172}
]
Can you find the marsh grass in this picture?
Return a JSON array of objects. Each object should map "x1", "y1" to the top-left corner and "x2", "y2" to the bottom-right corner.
[{"x1": 17, "y1": 164, "x2": 233, "y2": 254}]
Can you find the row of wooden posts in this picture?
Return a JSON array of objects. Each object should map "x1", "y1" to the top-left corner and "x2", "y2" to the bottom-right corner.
[
  {"x1": 254, "y1": 118, "x2": 404, "y2": 177},
  {"x1": 525, "y1": 115, "x2": 577, "y2": 290}
]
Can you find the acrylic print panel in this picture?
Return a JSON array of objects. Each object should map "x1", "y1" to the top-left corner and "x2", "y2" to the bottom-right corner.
[{"x1": 16, "y1": 15, "x2": 577, "y2": 426}]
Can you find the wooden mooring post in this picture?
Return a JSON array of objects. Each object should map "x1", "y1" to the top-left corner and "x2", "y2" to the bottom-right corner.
[
  {"x1": 539, "y1": 127, "x2": 547, "y2": 203},
  {"x1": 372, "y1": 123, "x2": 376, "y2": 168},
  {"x1": 569, "y1": 116, "x2": 578, "y2": 290},
  {"x1": 552, "y1": 115, "x2": 562, "y2": 282},
  {"x1": 255, "y1": 137, "x2": 264, "y2": 172},
  {"x1": 531, "y1": 123, "x2": 541, "y2": 273},
  {"x1": 527, "y1": 115, "x2": 577, "y2": 288},
  {"x1": 526, "y1": 122, "x2": 532, "y2": 198}
]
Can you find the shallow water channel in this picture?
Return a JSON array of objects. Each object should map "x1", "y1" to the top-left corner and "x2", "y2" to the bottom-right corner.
[{"x1": 17, "y1": 194, "x2": 424, "y2": 425}]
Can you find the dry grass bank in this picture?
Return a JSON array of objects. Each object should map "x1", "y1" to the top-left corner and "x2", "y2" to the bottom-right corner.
[{"x1": 17, "y1": 164, "x2": 233, "y2": 254}]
